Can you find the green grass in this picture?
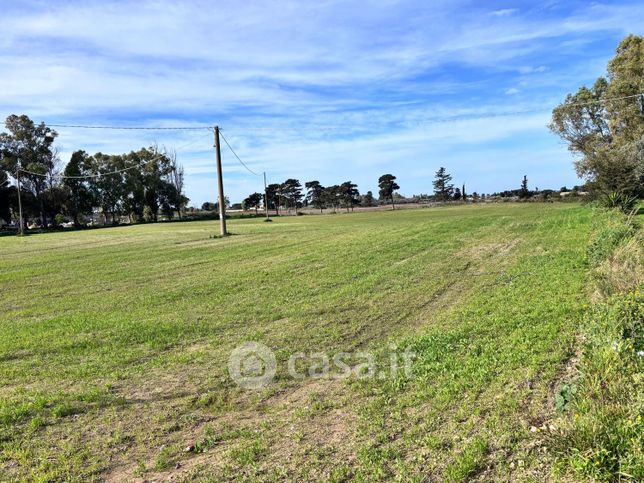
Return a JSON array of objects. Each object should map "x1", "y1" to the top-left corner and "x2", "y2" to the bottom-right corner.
[
  {"x1": 548, "y1": 208, "x2": 643, "y2": 481},
  {"x1": 0, "y1": 203, "x2": 593, "y2": 480}
]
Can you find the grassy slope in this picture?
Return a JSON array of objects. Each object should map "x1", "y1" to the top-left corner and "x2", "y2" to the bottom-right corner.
[{"x1": 0, "y1": 203, "x2": 591, "y2": 481}]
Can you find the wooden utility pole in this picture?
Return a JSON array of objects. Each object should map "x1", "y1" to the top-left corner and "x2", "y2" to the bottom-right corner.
[
  {"x1": 16, "y1": 169, "x2": 24, "y2": 235},
  {"x1": 263, "y1": 172, "x2": 269, "y2": 220},
  {"x1": 214, "y1": 126, "x2": 227, "y2": 236}
]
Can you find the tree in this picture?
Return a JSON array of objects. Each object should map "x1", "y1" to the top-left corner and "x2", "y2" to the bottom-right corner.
[
  {"x1": 0, "y1": 115, "x2": 59, "y2": 226},
  {"x1": 0, "y1": 169, "x2": 12, "y2": 224},
  {"x1": 432, "y1": 167, "x2": 453, "y2": 201},
  {"x1": 201, "y1": 202, "x2": 216, "y2": 211},
  {"x1": 519, "y1": 175, "x2": 530, "y2": 199},
  {"x1": 168, "y1": 149, "x2": 188, "y2": 219},
  {"x1": 550, "y1": 35, "x2": 644, "y2": 198},
  {"x1": 280, "y1": 178, "x2": 303, "y2": 213},
  {"x1": 63, "y1": 150, "x2": 94, "y2": 226},
  {"x1": 323, "y1": 185, "x2": 342, "y2": 212},
  {"x1": 91, "y1": 153, "x2": 126, "y2": 224},
  {"x1": 361, "y1": 190, "x2": 376, "y2": 207},
  {"x1": 266, "y1": 183, "x2": 281, "y2": 215},
  {"x1": 305, "y1": 180, "x2": 325, "y2": 213},
  {"x1": 462, "y1": 184, "x2": 466, "y2": 199},
  {"x1": 378, "y1": 174, "x2": 400, "y2": 209},
  {"x1": 453, "y1": 187, "x2": 462, "y2": 200},
  {"x1": 158, "y1": 180, "x2": 181, "y2": 220},
  {"x1": 340, "y1": 181, "x2": 360, "y2": 211},
  {"x1": 137, "y1": 146, "x2": 174, "y2": 222},
  {"x1": 243, "y1": 192, "x2": 263, "y2": 214}
]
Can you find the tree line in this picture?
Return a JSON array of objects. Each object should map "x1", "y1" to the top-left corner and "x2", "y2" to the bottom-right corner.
[
  {"x1": 241, "y1": 174, "x2": 400, "y2": 214},
  {"x1": 0, "y1": 115, "x2": 188, "y2": 227}
]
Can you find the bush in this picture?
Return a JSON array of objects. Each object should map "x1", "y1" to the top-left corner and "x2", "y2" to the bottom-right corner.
[{"x1": 600, "y1": 191, "x2": 639, "y2": 214}]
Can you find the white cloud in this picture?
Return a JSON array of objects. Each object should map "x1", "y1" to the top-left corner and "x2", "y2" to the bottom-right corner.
[{"x1": 492, "y1": 8, "x2": 518, "y2": 17}]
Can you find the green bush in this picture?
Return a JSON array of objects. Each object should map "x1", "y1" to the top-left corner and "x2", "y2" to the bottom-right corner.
[{"x1": 600, "y1": 191, "x2": 639, "y2": 214}]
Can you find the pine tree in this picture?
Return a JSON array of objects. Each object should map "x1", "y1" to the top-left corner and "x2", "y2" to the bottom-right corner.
[
  {"x1": 432, "y1": 167, "x2": 454, "y2": 201},
  {"x1": 519, "y1": 175, "x2": 529, "y2": 199}
]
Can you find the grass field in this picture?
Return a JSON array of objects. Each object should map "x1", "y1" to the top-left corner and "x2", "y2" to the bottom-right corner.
[{"x1": 0, "y1": 203, "x2": 593, "y2": 481}]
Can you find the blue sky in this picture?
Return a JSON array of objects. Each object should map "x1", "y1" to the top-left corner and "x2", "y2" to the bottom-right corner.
[{"x1": 1, "y1": 0, "x2": 643, "y2": 204}]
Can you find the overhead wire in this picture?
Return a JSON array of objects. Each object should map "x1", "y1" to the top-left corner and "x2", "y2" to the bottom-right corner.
[
  {"x1": 219, "y1": 130, "x2": 261, "y2": 176},
  {"x1": 37, "y1": 91, "x2": 643, "y2": 134},
  {"x1": 16, "y1": 132, "x2": 210, "y2": 180},
  {"x1": 44, "y1": 124, "x2": 214, "y2": 131}
]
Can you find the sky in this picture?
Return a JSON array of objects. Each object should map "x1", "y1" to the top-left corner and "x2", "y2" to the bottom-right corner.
[{"x1": 1, "y1": 0, "x2": 643, "y2": 205}]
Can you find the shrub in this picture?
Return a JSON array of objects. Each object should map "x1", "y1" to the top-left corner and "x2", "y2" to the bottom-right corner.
[{"x1": 600, "y1": 191, "x2": 639, "y2": 214}]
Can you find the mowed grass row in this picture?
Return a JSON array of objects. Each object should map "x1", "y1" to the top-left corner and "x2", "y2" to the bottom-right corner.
[{"x1": 0, "y1": 204, "x2": 591, "y2": 480}]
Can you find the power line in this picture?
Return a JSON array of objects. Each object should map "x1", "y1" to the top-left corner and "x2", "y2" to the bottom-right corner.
[
  {"x1": 16, "y1": 134, "x2": 208, "y2": 180},
  {"x1": 44, "y1": 124, "x2": 214, "y2": 131},
  {"x1": 563, "y1": 92, "x2": 644, "y2": 107},
  {"x1": 219, "y1": 131, "x2": 261, "y2": 176},
  {"x1": 18, "y1": 149, "x2": 175, "y2": 179},
  {"x1": 37, "y1": 91, "x2": 643, "y2": 134}
]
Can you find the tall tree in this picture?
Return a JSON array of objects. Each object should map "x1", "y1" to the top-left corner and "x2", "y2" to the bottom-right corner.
[
  {"x1": 168, "y1": 149, "x2": 188, "y2": 219},
  {"x1": 90, "y1": 153, "x2": 126, "y2": 224},
  {"x1": 280, "y1": 178, "x2": 303, "y2": 213},
  {"x1": 550, "y1": 35, "x2": 644, "y2": 198},
  {"x1": 432, "y1": 167, "x2": 453, "y2": 201},
  {"x1": 378, "y1": 174, "x2": 400, "y2": 209},
  {"x1": 0, "y1": 115, "x2": 59, "y2": 226},
  {"x1": 324, "y1": 185, "x2": 341, "y2": 213},
  {"x1": 305, "y1": 180, "x2": 325, "y2": 213},
  {"x1": 340, "y1": 181, "x2": 360, "y2": 211},
  {"x1": 519, "y1": 175, "x2": 529, "y2": 199},
  {"x1": 63, "y1": 150, "x2": 95, "y2": 226},
  {"x1": 266, "y1": 183, "x2": 281, "y2": 215}
]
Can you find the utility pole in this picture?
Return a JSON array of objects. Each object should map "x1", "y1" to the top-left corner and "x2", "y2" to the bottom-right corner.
[
  {"x1": 263, "y1": 171, "x2": 269, "y2": 220},
  {"x1": 214, "y1": 126, "x2": 227, "y2": 236},
  {"x1": 16, "y1": 169, "x2": 24, "y2": 236}
]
